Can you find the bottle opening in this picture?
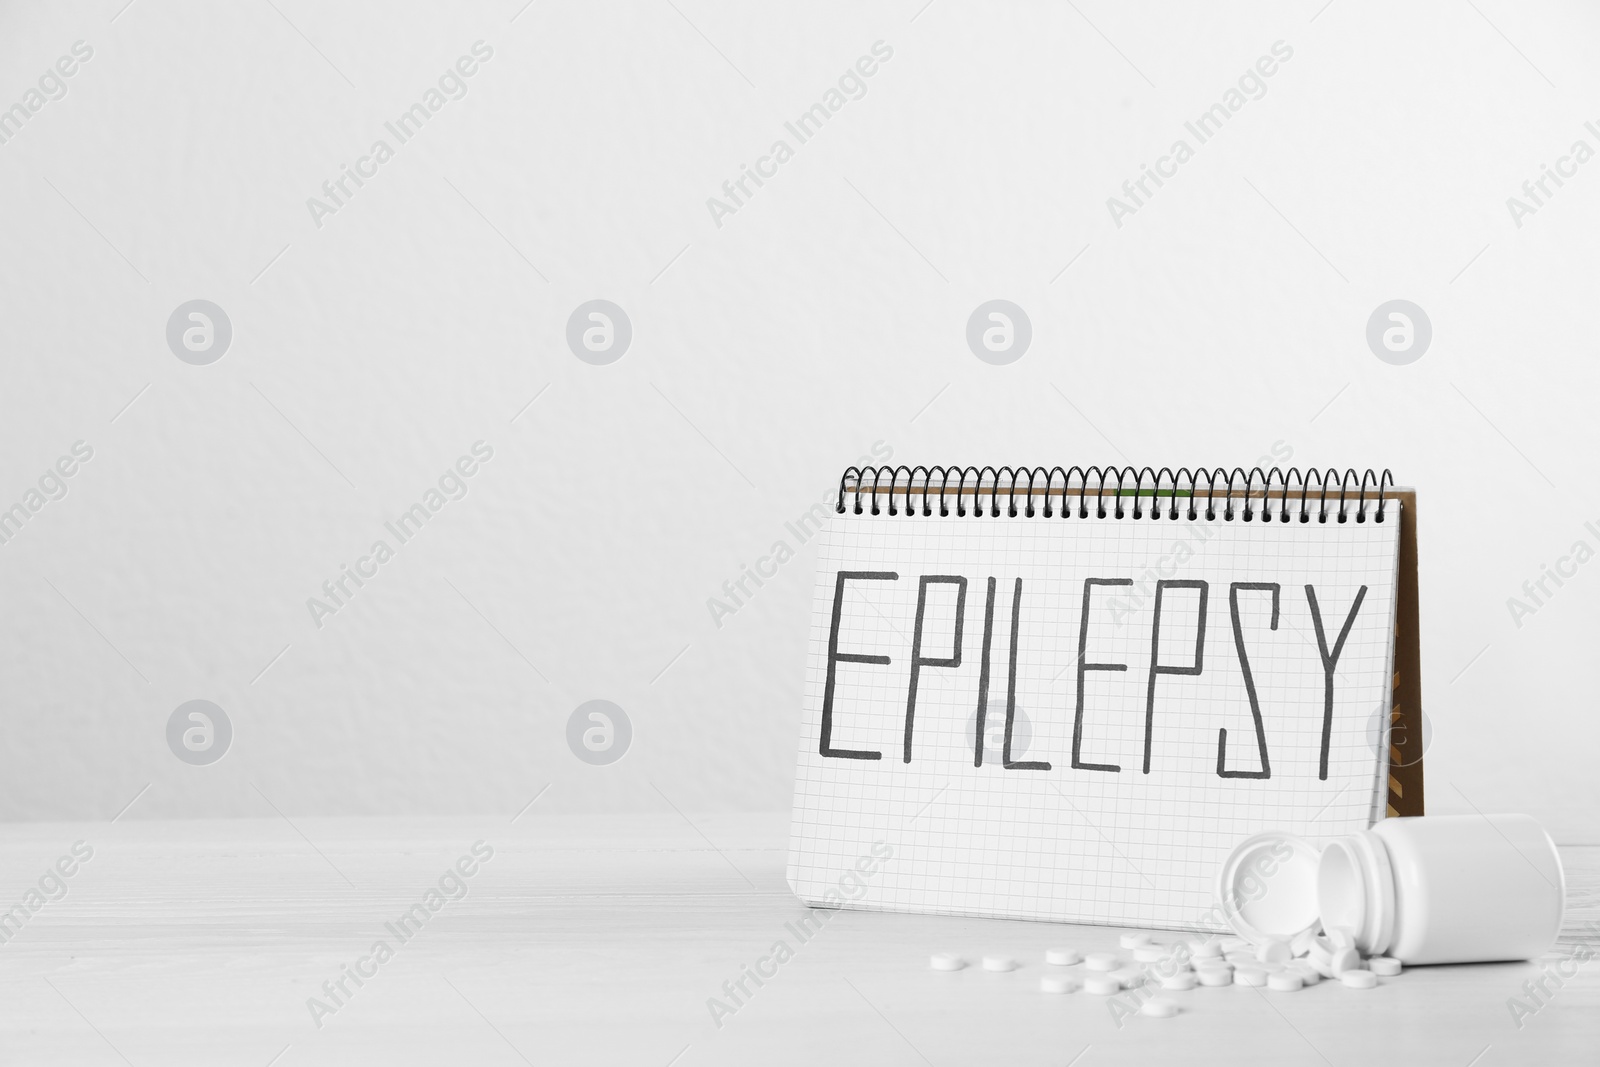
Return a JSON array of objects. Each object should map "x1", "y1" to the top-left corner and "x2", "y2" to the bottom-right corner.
[{"x1": 1317, "y1": 839, "x2": 1366, "y2": 942}]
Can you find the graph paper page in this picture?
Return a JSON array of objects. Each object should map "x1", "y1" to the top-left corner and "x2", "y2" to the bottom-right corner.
[{"x1": 786, "y1": 506, "x2": 1402, "y2": 930}]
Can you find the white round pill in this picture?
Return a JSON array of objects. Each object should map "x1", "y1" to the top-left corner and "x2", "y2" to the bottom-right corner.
[
  {"x1": 1085, "y1": 952, "x2": 1120, "y2": 972},
  {"x1": 1329, "y1": 947, "x2": 1361, "y2": 976},
  {"x1": 930, "y1": 953, "x2": 965, "y2": 971},
  {"x1": 1235, "y1": 966, "x2": 1269, "y2": 987},
  {"x1": 1133, "y1": 945, "x2": 1165, "y2": 963},
  {"x1": 1111, "y1": 968, "x2": 1145, "y2": 990},
  {"x1": 1256, "y1": 939, "x2": 1292, "y2": 964},
  {"x1": 1140, "y1": 996, "x2": 1180, "y2": 1018},
  {"x1": 1120, "y1": 932, "x2": 1153, "y2": 949},
  {"x1": 1340, "y1": 968, "x2": 1378, "y2": 989},
  {"x1": 1291, "y1": 929, "x2": 1318, "y2": 958},
  {"x1": 1190, "y1": 939, "x2": 1223, "y2": 959},
  {"x1": 1198, "y1": 967, "x2": 1233, "y2": 987},
  {"x1": 1040, "y1": 975, "x2": 1081, "y2": 994},
  {"x1": 1160, "y1": 971, "x2": 1199, "y2": 991},
  {"x1": 1045, "y1": 948, "x2": 1082, "y2": 966},
  {"x1": 1286, "y1": 962, "x2": 1321, "y2": 986},
  {"x1": 1368, "y1": 957, "x2": 1402, "y2": 977},
  {"x1": 1194, "y1": 958, "x2": 1233, "y2": 972},
  {"x1": 1084, "y1": 974, "x2": 1121, "y2": 995},
  {"x1": 982, "y1": 955, "x2": 1017, "y2": 972},
  {"x1": 1268, "y1": 972, "x2": 1304, "y2": 992},
  {"x1": 1327, "y1": 927, "x2": 1356, "y2": 950}
]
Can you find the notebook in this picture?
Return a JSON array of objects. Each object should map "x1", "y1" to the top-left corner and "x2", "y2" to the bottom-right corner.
[{"x1": 785, "y1": 466, "x2": 1424, "y2": 930}]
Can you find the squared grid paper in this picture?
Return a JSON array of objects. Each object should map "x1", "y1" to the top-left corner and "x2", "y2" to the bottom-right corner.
[{"x1": 785, "y1": 506, "x2": 1402, "y2": 931}]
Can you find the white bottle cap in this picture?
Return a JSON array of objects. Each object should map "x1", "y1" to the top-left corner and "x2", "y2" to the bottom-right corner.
[
  {"x1": 1215, "y1": 831, "x2": 1323, "y2": 947},
  {"x1": 1318, "y1": 831, "x2": 1397, "y2": 955}
]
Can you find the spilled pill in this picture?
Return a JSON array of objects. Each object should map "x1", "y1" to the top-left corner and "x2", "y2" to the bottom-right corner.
[
  {"x1": 1368, "y1": 957, "x2": 1402, "y2": 977},
  {"x1": 1198, "y1": 968, "x2": 1234, "y2": 987},
  {"x1": 1045, "y1": 948, "x2": 1082, "y2": 966},
  {"x1": 1085, "y1": 952, "x2": 1120, "y2": 972},
  {"x1": 1329, "y1": 947, "x2": 1361, "y2": 976},
  {"x1": 1267, "y1": 972, "x2": 1304, "y2": 992},
  {"x1": 930, "y1": 953, "x2": 965, "y2": 971},
  {"x1": 1040, "y1": 975, "x2": 1081, "y2": 994},
  {"x1": 1190, "y1": 939, "x2": 1223, "y2": 959},
  {"x1": 1133, "y1": 945, "x2": 1166, "y2": 963},
  {"x1": 1120, "y1": 932, "x2": 1153, "y2": 949},
  {"x1": 1285, "y1": 962, "x2": 1321, "y2": 986},
  {"x1": 1160, "y1": 971, "x2": 1199, "y2": 991},
  {"x1": 982, "y1": 955, "x2": 1017, "y2": 972},
  {"x1": 1140, "y1": 996, "x2": 1180, "y2": 1018},
  {"x1": 1340, "y1": 968, "x2": 1378, "y2": 989},
  {"x1": 1111, "y1": 968, "x2": 1145, "y2": 990},
  {"x1": 1084, "y1": 974, "x2": 1121, "y2": 996},
  {"x1": 1256, "y1": 939, "x2": 1292, "y2": 964},
  {"x1": 1235, "y1": 966, "x2": 1269, "y2": 987}
]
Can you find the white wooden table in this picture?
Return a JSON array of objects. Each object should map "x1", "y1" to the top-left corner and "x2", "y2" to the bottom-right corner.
[{"x1": 2, "y1": 814, "x2": 1594, "y2": 1065}]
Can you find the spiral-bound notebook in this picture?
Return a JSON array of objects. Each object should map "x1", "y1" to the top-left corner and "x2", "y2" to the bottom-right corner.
[{"x1": 786, "y1": 467, "x2": 1424, "y2": 930}]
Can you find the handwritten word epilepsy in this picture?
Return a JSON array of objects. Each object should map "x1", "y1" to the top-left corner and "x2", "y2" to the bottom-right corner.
[{"x1": 819, "y1": 572, "x2": 1368, "y2": 781}]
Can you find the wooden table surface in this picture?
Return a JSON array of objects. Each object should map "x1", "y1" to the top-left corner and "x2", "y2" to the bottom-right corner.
[{"x1": 1, "y1": 813, "x2": 1594, "y2": 1066}]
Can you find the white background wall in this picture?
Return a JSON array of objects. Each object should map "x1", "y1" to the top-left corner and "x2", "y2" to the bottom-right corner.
[{"x1": 1, "y1": 0, "x2": 1597, "y2": 841}]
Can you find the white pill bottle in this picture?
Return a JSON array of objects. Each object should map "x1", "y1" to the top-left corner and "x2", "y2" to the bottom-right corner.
[{"x1": 1317, "y1": 814, "x2": 1564, "y2": 965}]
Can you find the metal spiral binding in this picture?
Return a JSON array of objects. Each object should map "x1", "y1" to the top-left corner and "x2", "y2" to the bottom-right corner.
[{"x1": 835, "y1": 467, "x2": 1394, "y2": 524}]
